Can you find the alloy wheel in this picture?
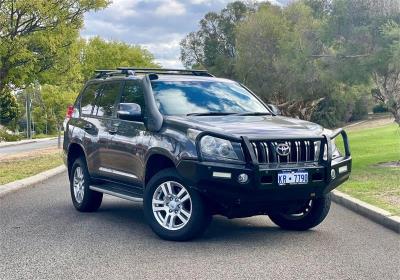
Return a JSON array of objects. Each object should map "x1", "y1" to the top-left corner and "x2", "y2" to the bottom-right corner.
[
  {"x1": 73, "y1": 166, "x2": 85, "y2": 203},
  {"x1": 152, "y1": 181, "x2": 192, "y2": 231}
]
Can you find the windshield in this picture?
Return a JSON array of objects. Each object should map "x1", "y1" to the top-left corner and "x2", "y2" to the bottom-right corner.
[{"x1": 151, "y1": 80, "x2": 269, "y2": 116}]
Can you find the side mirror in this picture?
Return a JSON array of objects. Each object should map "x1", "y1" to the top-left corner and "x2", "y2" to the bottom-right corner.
[
  {"x1": 268, "y1": 104, "x2": 281, "y2": 115},
  {"x1": 117, "y1": 103, "x2": 142, "y2": 121}
]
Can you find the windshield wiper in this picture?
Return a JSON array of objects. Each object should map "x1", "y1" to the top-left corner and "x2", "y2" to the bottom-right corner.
[
  {"x1": 186, "y1": 112, "x2": 237, "y2": 116},
  {"x1": 234, "y1": 112, "x2": 272, "y2": 116}
]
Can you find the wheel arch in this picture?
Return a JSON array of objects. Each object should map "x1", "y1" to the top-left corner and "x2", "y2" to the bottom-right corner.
[
  {"x1": 67, "y1": 142, "x2": 87, "y2": 179},
  {"x1": 144, "y1": 150, "x2": 176, "y2": 186}
]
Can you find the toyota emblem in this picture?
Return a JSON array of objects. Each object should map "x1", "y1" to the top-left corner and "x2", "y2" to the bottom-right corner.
[{"x1": 276, "y1": 143, "x2": 290, "y2": 156}]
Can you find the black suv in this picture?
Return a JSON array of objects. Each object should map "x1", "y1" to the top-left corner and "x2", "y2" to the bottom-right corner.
[{"x1": 64, "y1": 68, "x2": 351, "y2": 241}]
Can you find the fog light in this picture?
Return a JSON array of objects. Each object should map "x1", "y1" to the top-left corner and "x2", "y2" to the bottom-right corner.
[
  {"x1": 213, "y1": 172, "x2": 231, "y2": 179},
  {"x1": 331, "y1": 169, "x2": 336, "y2": 180},
  {"x1": 339, "y1": 165, "x2": 348, "y2": 174},
  {"x1": 238, "y1": 173, "x2": 249, "y2": 184}
]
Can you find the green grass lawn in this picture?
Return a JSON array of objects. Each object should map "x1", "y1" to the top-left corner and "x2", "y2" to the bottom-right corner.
[
  {"x1": 0, "y1": 153, "x2": 63, "y2": 185},
  {"x1": 337, "y1": 123, "x2": 400, "y2": 215}
]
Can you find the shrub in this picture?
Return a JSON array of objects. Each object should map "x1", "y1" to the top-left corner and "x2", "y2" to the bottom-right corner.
[
  {"x1": 372, "y1": 103, "x2": 389, "y2": 113},
  {"x1": 350, "y1": 97, "x2": 368, "y2": 121},
  {"x1": 0, "y1": 128, "x2": 22, "y2": 142}
]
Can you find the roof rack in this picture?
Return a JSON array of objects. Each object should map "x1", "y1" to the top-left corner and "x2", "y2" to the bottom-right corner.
[
  {"x1": 117, "y1": 67, "x2": 214, "y2": 77},
  {"x1": 94, "y1": 68, "x2": 214, "y2": 79},
  {"x1": 94, "y1": 69, "x2": 136, "y2": 79}
]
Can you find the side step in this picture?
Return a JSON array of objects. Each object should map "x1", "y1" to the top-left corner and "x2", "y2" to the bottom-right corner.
[{"x1": 90, "y1": 185, "x2": 143, "y2": 203}]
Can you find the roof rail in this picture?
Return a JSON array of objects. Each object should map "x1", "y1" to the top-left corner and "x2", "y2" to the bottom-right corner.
[
  {"x1": 116, "y1": 67, "x2": 214, "y2": 77},
  {"x1": 94, "y1": 69, "x2": 135, "y2": 79},
  {"x1": 94, "y1": 68, "x2": 214, "y2": 79}
]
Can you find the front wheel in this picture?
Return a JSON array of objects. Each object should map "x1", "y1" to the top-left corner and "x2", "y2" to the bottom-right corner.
[
  {"x1": 268, "y1": 193, "x2": 331, "y2": 231},
  {"x1": 143, "y1": 168, "x2": 211, "y2": 241}
]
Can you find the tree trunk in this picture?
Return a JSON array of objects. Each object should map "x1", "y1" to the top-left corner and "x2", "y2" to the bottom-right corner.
[
  {"x1": 391, "y1": 107, "x2": 400, "y2": 126},
  {"x1": 372, "y1": 71, "x2": 400, "y2": 126},
  {"x1": 57, "y1": 125, "x2": 62, "y2": 149}
]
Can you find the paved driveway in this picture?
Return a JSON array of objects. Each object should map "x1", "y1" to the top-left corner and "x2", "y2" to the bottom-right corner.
[{"x1": 0, "y1": 173, "x2": 399, "y2": 280}]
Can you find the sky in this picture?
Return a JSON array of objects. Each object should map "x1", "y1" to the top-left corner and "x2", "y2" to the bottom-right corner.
[{"x1": 82, "y1": 0, "x2": 290, "y2": 68}]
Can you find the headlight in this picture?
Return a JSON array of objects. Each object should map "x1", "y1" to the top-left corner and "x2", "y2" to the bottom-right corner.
[
  {"x1": 321, "y1": 129, "x2": 342, "y2": 160},
  {"x1": 200, "y1": 135, "x2": 244, "y2": 162},
  {"x1": 322, "y1": 139, "x2": 341, "y2": 160},
  {"x1": 331, "y1": 140, "x2": 341, "y2": 159}
]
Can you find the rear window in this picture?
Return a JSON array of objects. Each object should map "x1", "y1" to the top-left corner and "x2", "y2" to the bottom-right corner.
[{"x1": 80, "y1": 83, "x2": 102, "y2": 115}]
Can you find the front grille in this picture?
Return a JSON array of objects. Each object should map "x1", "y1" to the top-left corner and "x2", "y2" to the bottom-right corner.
[{"x1": 249, "y1": 140, "x2": 322, "y2": 164}]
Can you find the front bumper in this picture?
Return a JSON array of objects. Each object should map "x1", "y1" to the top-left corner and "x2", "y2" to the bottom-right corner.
[{"x1": 176, "y1": 129, "x2": 352, "y2": 218}]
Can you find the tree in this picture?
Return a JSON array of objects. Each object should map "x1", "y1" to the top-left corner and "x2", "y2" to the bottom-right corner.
[
  {"x1": 0, "y1": 0, "x2": 109, "y2": 127},
  {"x1": 0, "y1": 89, "x2": 19, "y2": 125},
  {"x1": 312, "y1": 0, "x2": 400, "y2": 124},
  {"x1": 40, "y1": 84, "x2": 76, "y2": 140},
  {"x1": 235, "y1": 3, "x2": 330, "y2": 119},
  {"x1": 180, "y1": 1, "x2": 252, "y2": 77},
  {"x1": 0, "y1": 0, "x2": 108, "y2": 95},
  {"x1": 371, "y1": 22, "x2": 400, "y2": 124},
  {"x1": 80, "y1": 37, "x2": 158, "y2": 82}
]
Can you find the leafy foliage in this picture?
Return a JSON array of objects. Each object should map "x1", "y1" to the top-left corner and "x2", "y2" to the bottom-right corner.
[
  {"x1": 180, "y1": 0, "x2": 400, "y2": 126},
  {"x1": 80, "y1": 37, "x2": 159, "y2": 82},
  {"x1": 180, "y1": 1, "x2": 252, "y2": 78},
  {"x1": 0, "y1": 0, "x2": 109, "y2": 94},
  {"x1": 0, "y1": 89, "x2": 19, "y2": 125}
]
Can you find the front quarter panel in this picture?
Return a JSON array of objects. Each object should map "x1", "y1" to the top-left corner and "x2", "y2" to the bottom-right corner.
[{"x1": 145, "y1": 125, "x2": 198, "y2": 170}]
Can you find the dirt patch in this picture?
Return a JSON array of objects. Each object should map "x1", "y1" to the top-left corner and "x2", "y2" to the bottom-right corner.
[
  {"x1": 345, "y1": 117, "x2": 396, "y2": 131},
  {"x1": 375, "y1": 161, "x2": 400, "y2": 168},
  {"x1": 0, "y1": 147, "x2": 61, "y2": 162},
  {"x1": 381, "y1": 195, "x2": 400, "y2": 210}
]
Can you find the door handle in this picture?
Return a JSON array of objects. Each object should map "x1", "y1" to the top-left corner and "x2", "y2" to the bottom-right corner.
[
  {"x1": 108, "y1": 123, "x2": 120, "y2": 134},
  {"x1": 83, "y1": 123, "x2": 93, "y2": 130}
]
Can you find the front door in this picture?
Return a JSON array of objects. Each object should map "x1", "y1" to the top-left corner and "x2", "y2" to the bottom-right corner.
[{"x1": 107, "y1": 80, "x2": 150, "y2": 187}]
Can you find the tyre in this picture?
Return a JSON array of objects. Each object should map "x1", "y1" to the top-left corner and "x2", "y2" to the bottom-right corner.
[
  {"x1": 144, "y1": 168, "x2": 211, "y2": 241},
  {"x1": 268, "y1": 193, "x2": 331, "y2": 231},
  {"x1": 70, "y1": 157, "x2": 103, "y2": 212}
]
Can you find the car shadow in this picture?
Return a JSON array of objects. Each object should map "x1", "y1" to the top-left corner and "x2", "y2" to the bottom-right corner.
[{"x1": 84, "y1": 198, "x2": 325, "y2": 244}]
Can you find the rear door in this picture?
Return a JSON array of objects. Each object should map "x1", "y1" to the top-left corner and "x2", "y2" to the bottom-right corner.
[
  {"x1": 79, "y1": 82, "x2": 103, "y2": 175},
  {"x1": 93, "y1": 81, "x2": 124, "y2": 178},
  {"x1": 107, "y1": 79, "x2": 149, "y2": 186}
]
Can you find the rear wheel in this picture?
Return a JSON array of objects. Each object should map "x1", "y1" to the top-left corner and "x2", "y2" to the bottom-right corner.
[
  {"x1": 144, "y1": 168, "x2": 211, "y2": 241},
  {"x1": 268, "y1": 193, "x2": 331, "y2": 230},
  {"x1": 70, "y1": 157, "x2": 103, "y2": 212}
]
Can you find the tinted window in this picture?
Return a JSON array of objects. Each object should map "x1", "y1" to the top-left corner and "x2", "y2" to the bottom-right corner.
[
  {"x1": 94, "y1": 82, "x2": 121, "y2": 117},
  {"x1": 80, "y1": 83, "x2": 102, "y2": 115},
  {"x1": 151, "y1": 81, "x2": 268, "y2": 116},
  {"x1": 120, "y1": 80, "x2": 145, "y2": 108}
]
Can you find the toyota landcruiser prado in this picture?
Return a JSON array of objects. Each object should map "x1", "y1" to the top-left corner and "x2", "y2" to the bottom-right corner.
[{"x1": 63, "y1": 68, "x2": 351, "y2": 241}]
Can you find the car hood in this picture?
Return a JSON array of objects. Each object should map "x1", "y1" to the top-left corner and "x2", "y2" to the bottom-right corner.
[{"x1": 166, "y1": 115, "x2": 324, "y2": 139}]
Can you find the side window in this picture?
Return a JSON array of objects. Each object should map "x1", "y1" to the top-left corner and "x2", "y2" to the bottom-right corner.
[
  {"x1": 120, "y1": 80, "x2": 145, "y2": 108},
  {"x1": 80, "y1": 83, "x2": 101, "y2": 115},
  {"x1": 94, "y1": 82, "x2": 122, "y2": 117}
]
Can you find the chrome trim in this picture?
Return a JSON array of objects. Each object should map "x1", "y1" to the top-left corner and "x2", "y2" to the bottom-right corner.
[
  {"x1": 252, "y1": 142, "x2": 258, "y2": 159},
  {"x1": 295, "y1": 141, "x2": 300, "y2": 163},
  {"x1": 250, "y1": 140, "x2": 319, "y2": 164},
  {"x1": 262, "y1": 142, "x2": 269, "y2": 163},
  {"x1": 99, "y1": 167, "x2": 138, "y2": 179},
  {"x1": 305, "y1": 141, "x2": 310, "y2": 161},
  {"x1": 89, "y1": 186, "x2": 143, "y2": 202}
]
